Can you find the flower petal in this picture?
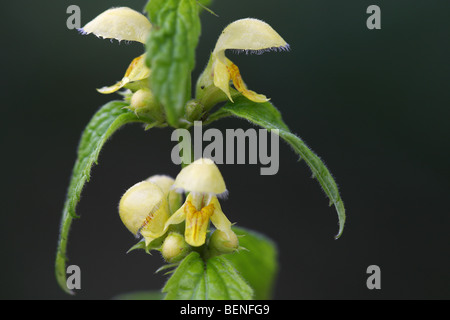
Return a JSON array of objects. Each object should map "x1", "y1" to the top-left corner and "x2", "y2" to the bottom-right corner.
[
  {"x1": 213, "y1": 59, "x2": 233, "y2": 101},
  {"x1": 185, "y1": 201, "x2": 214, "y2": 247},
  {"x1": 162, "y1": 201, "x2": 188, "y2": 233},
  {"x1": 209, "y1": 196, "x2": 234, "y2": 238},
  {"x1": 97, "y1": 54, "x2": 150, "y2": 94},
  {"x1": 224, "y1": 58, "x2": 268, "y2": 103},
  {"x1": 172, "y1": 158, "x2": 227, "y2": 195},
  {"x1": 213, "y1": 18, "x2": 289, "y2": 57},
  {"x1": 79, "y1": 7, "x2": 151, "y2": 43},
  {"x1": 139, "y1": 201, "x2": 170, "y2": 246}
]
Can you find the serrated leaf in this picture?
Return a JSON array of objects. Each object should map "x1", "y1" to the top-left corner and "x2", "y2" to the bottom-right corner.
[
  {"x1": 206, "y1": 256, "x2": 254, "y2": 300},
  {"x1": 163, "y1": 252, "x2": 253, "y2": 300},
  {"x1": 55, "y1": 101, "x2": 147, "y2": 294},
  {"x1": 207, "y1": 96, "x2": 346, "y2": 239},
  {"x1": 225, "y1": 227, "x2": 278, "y2": 300},
  {"x1": 146, "y1": 0, "x2": 201, "y2": 127},
  {"x1": 162, "y1": 252, "x2": 205, "y2": 299}
]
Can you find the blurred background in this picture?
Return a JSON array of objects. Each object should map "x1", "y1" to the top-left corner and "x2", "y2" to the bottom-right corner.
[{"x1": 1, "y1": 0, "x2": 449, "y2": 299}]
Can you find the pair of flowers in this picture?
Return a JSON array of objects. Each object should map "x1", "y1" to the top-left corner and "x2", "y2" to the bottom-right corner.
[
  {"x1": 79, "y1": 7, "x2": 289, "y2": 103},
  {"x1": 119, "y1": 158, "x2": 236, "y2": 248}
]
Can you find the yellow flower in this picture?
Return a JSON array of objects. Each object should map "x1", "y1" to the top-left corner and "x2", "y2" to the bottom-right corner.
[
  {"x1": 78, "y1": 7, "x2": 151, "y2": 94},
  {"x1": 163, "y1": 158, "x2": 236, "y2": 247},
  {"x1": 119, "y1": 180, "x2": 170, "y2": 246},
  {"x1": 212, "y1": 18, "x2": 289, "y2": 103},
  {"x1": 119, "y1": 174, "x2": 180, "y2": 246}
]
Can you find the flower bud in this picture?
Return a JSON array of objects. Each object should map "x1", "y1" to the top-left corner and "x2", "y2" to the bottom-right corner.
[
  {"x1": 130, "y1": 88, "x2": 153, "y2": 109},
  {"x1": 209, "y1": 229, "x2": 239, "y2": 254},
  {"x1": 129, "y1": 88, "x2": 164, "y2": 122},
  {"x1": 161, "y1": 232, "x2": 190, "y2": 263},
  {"x1": 185, "y1": 100, "x2": 204, "y2": 122}
]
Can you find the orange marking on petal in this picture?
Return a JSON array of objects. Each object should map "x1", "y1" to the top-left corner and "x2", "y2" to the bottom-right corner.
[
  {"x1": 184, "y1": 201, "x2": 214, "y2": 246},
  {"x1": 226, "y1": 61, "x2": 268, "y2": 103},
  {"x1": 124, "y1": 55, "x2": 143, "y2": 78},
  {"x1": 139, "y1": 212, "x2": 154, "y2": 233},
  {"x1": 226, "y1": 62, "x2": 244, "y2": 90},
  {"x1": 184, "y1": 200, "x2": 197, "y2": 215},
  {"x1": 201, "y1": 203, "x2": 215, "y2": 219}
]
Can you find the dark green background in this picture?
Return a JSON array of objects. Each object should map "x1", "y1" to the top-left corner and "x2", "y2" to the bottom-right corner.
[{"x1": 1, "y1": 0, "x2": 449, "y2": 299}]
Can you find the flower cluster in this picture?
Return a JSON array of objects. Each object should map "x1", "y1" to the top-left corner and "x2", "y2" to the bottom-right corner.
[
  {"x1": 119, "y1": 158, "x2": 238, "y2": 260},
  {"x1": 78, "y1": 7, "x2": 289, "y2": 116}
]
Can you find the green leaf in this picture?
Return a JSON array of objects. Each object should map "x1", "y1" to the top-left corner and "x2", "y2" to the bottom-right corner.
[
  {"x1": 146, "y1": 0, "x2": 201, "y2": 127},
  {"x1": 163, "y1": 252, "x2": 253, "y2": 300},
  {"x1": 162, "y1": 252, "x2": 206, "y2": 299},
  {"x1": 225, "y1": 227, "x2": 278, "y2": 300},
  {"x1": 207, "y1": 96, "x2": 346, "y2": 239},
  {"x1": 55, "y1": 101, "x2": 146, "y2": 294},
  {"x1": 114, "y1": 291, "x2": 164, "y2": 300}
]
